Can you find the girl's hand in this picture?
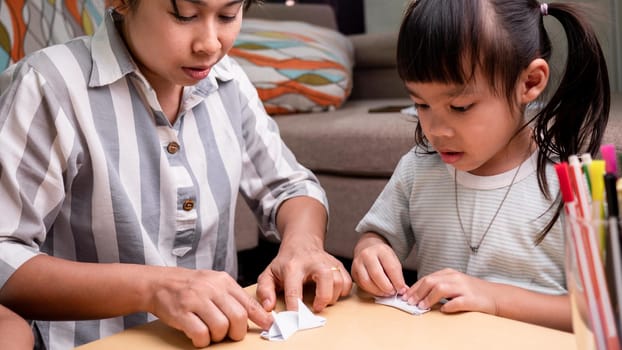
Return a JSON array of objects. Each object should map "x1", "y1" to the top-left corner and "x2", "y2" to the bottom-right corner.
[
  {"x1": 351, "y1": 232, "x2": 408, "y2": 297},
  {"x1": 401, "y1": 268, "x2": 498, "y2": 315}
]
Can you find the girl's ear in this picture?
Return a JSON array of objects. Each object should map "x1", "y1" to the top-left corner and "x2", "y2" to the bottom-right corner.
[{"x1": 517, "y1": 58, "x2": 549, "y2": 104}]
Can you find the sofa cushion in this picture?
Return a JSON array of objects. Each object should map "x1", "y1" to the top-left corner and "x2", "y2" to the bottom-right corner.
[
  {"x1": 348, "y1": 32, "x2": 407, "y2": 100},
  {"x1": 0, "y1": 0, "x2": 105, "y2": 71},
  {"x1": 245, "y1": 3, "x2": 338, "y2": 31},
  {"x1": 275, "y1": 98, "x2": 416, "y2": 176},
  {"x1": 278, "y1": 94, "x2": 622, "y2": 177},
  {"x1": 229, "y1": 18, "x2": 354, "y2": 115},
  {"x1": 349, "y1": 32, "x2": 398, "y2": 69}
]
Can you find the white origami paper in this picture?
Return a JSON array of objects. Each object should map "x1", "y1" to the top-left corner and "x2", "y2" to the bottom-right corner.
[
  {"x1": 260, "y1": 299, "x2": 326, "y2": 341},
  {"x1": 374, "y1": 294, "x2": 430, "y2": 315}
]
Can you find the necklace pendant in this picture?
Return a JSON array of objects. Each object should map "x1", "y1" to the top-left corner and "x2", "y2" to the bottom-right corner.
[{"x1": 455, "y1": 161, "x2": 523, "y2": 257}]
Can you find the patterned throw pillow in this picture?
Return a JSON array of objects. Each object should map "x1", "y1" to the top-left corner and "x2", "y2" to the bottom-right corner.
[
  {"x1": 230, "y1": 18, "x2": 354, "y2": 115},
  {"x1": 0, "y1": 0, "x2": 105, "y2": 71}
]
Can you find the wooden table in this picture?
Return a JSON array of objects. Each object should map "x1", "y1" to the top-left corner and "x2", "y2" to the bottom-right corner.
[{"x1": 76, "y1": 285, "x2": 576, "y2": 349}]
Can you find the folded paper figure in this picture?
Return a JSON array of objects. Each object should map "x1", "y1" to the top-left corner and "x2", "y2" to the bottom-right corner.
[
  {"x1": 374, "y1": 295, "x2": 430, "y2": 315},
  {"x1": 261, "y1": 299, "x2": 326, "y2": 341}
]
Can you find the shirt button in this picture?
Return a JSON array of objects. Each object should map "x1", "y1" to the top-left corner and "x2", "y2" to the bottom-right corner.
[
  {"x1": 167, "y1": 142, "x2": 180, "y2": 154},
  {"x1": 182, "y1": 199, "x2": 195, "y2": 211}
]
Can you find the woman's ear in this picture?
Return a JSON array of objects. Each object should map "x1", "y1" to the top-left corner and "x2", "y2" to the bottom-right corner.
[
  {"x1": 517, "y1": 58, "x2": 549, "y2": 104},
  {"x1": 107, "y1": 0, "x2": 129, "y2": 14}
]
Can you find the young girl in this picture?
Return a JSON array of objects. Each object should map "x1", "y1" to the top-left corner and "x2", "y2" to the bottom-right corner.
[
  {"x1": 0, "y1": 0, "x2": 351, "y2": 349},
  {"x1": 352, "y1": 0, "x2": 609, "y2": 331}
]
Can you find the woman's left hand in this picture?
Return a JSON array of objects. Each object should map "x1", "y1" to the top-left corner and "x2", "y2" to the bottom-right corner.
[{"x1": 256, "y1": 240, "x2": 352, "y2": 313}]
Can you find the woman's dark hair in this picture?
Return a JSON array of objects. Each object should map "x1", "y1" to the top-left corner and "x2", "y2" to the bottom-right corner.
[
  {"x1": 122, "y1": 0, "x2": 262, "y2": 12},
  {"x1": 396, "y1": 0, "x2": 610, "y2": 243},
  {"x1": 169, "y1": 0, "x2": 263, "y2": 12}
]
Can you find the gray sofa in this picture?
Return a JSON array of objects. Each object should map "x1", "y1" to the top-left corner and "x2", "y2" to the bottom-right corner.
[
  {"x1": 235, "y1": 3, "x2": 415, "y2": 266},
  {"x1": 235, "y1": 3, "x2": 622, "y2": 273}
]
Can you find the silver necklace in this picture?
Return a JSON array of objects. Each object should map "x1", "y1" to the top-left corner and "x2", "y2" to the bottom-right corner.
[{"x1": 454, "y1": 162, "x2": 522, "y2": 254}]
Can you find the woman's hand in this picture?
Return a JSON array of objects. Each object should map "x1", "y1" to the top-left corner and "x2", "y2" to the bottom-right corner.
[
  {"x1": 256, "y1": 242, "x2": 352, "y2": 313},
  {"x1": 351, "y1": 232, "x2": 408, "y2": 297},
  {"x1": 0, "y1": 255, "x2": 271, "y2": 349},
  {"x1": 0, "y1": 304, "x2": 34, "y2": 350},
  {"x1": 147, "y1": 267, "x2": 273, "y2": 348},
  {"x1": 255, "y1": 196, "x2": 352, "y2": 313}
]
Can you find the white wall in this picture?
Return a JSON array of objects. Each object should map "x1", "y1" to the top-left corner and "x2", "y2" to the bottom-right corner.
[
  {"x1": 564, "y1": 0, "x2": 621, "y2": 93},
  {"x1": 363, "y1": 0, "x2": 621, "y2": 92},
  {"x1": 612, "y1": 0, "x2": 621, "y2": 92}
]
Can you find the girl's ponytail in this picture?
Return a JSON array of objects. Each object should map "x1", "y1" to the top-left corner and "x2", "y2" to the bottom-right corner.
[{"x1": 534, "y1": 3, "x2": 610, "y2": 164}]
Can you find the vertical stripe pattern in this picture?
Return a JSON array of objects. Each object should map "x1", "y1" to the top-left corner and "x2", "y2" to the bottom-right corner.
[{"x1": 0, "y1": 11, "x2": 327, "y2": 350}]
